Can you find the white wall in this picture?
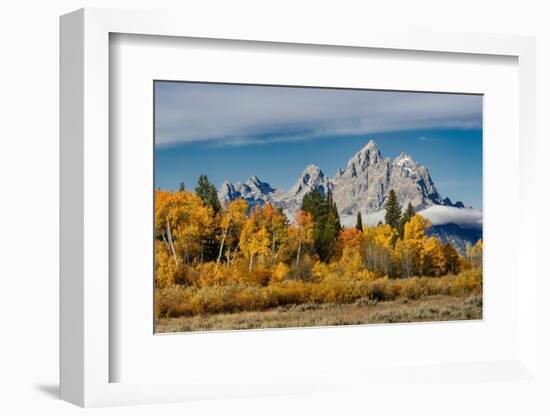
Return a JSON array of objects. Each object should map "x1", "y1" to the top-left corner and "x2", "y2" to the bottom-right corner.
[{"x1": 1, "y1": 1, "x2": 548, "y2": 415}]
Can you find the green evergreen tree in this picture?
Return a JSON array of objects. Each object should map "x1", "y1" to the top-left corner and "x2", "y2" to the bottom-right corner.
[
  {"x1": 179, "y1": 181, "x2": 186, "y2": 192},
  {"x1": 398, "y1": 202, "x2": 415, "y2": 238},
  {"x1": 384, "y1": 190, "x2": 402, "y2": 230},
  {"x1": 301, "y1": 188, "x2": 341, "y2": 262},
  {"x1": 195, "y1": 174, "x2": 221, "y2": 214},
  {"x1": 355, "y1": 211, "x2": 363, "y2": 232},
  {"x1": 301, "y1": 189, "x2": 325, "y2": 219},
  {"x1": 323, "y1": 190, "x2": 341, "y2": 260},
  {"x1": 194, "y1": 174, "x2": 221, "y2": 261},
  {"x1": 404, "y1": 202, "x2": 415, "y2": 220}
]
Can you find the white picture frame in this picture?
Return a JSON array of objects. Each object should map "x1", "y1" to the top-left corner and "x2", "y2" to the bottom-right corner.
[{"x1": 60, "y1": 8, "x2": 538, "y2": 408}]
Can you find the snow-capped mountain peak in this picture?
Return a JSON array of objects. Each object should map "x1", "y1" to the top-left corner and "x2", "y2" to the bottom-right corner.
[
  {"x1": 394, "y1": 152, "x2": 415, "y2": 167},
  {"x1": 245, "y1": 175, "x2": 276, "y2": 194},
  {"x1": 217, "y1": 139, "x2": 473, "y2": 222},
  {"x1": 218, "y1": 175, "x2": 278, "y2": 209},
  {"x1": 215, "y1": 139, "x2": 479, "y2": 250},
  {"x1": 343, "y1": 139, "x2": 383, "y2": 175},
  {"x1": 287, "y1": 164, "x2": 329, "y2": 196}
]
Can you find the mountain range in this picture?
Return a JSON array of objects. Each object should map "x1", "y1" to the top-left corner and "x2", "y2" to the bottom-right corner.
[{"x1": 218, "y1": 140, "x2": 482, "y2": 252}]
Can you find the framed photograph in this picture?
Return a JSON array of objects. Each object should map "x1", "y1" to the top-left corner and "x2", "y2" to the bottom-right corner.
[
  {"x1": 153, "y1": 81, "x2": 484, "y2": 334},
  {"x1": 60, "y1": 8, "x2": 538, "y2": 408}
]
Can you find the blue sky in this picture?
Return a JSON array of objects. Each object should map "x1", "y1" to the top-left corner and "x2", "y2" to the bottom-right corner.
[{"x1": 155, "y1": 82, "x2": 483, "y2": 209}]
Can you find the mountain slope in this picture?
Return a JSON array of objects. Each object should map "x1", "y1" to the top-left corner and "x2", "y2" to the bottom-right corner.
[
  {"x1": 218, "y1": 139, "x2": 468, "y2": 216},
  {"x1": 216, "y1": 139, "x2": 481, "y2": 250},
  {"x1": 426, "y1": 223, "x2": 483, "y2": 254},
  {"x1": 219, "y1": 176, "x2": 281, "y2": 209},
  {"x1": 331, "y1": 140, "x2": 449, "y2": 216}
]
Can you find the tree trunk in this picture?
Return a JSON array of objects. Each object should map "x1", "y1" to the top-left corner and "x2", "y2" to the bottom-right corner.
[
  {"x1": 184, "y1": 235, "x2": 191, "y2": 264},
  {"x1": 230, "y1": 241, "x2": 241, "y2": 265},
  {"x1": 226, "y1": 247, "x2": 232, "y2": 269},
  {"x1": 216, "y1": 228, "x2": 228, "y2": 266},
  {"x1": 296, "y1": 239, "x2": 302, "y2": 266},
  {"x1": 271, "y1": 235, "x2": 276, "y2": 265},
  {"x1": 166, "y1": 218, "x2": 178, "y2": 268},
  {"x1": 249, "y1": 253, "x2": 254, "y2": 272}
]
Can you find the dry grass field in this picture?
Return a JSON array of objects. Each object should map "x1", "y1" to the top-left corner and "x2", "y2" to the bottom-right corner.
[{"x1": 156, "y1": 294, "x2": 482, "y2": 333}]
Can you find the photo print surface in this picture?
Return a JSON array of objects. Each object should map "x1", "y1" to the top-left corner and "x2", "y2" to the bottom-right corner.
[{"x1": 154, "y1": 81, "x2": 483, "y2": 333}]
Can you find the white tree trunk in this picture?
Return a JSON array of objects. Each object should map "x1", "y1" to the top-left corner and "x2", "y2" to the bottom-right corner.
[
  {"x1": 216, "y1": 228, "x2": 228, "y2": 266},
  {"x1": 230, "y1": 241, "x2": 241, "y2": 266},
  {"x1": 166, "y1": 218, "x2": 178, "y2": 268}
]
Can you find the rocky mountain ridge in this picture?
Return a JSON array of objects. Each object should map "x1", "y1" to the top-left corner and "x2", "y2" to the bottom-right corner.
[{"x1": 218, "y1": 140, "x2": 467, "y2": 219}]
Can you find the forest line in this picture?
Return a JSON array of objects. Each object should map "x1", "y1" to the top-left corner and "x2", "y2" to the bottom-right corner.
[{"x1": 155, "y1": 176, "x2": 482, "y2": 319}]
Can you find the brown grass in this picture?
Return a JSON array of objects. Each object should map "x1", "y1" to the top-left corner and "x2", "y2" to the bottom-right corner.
[{"x1": 156, "y1": 294, "x2": 482, "y2": 333}]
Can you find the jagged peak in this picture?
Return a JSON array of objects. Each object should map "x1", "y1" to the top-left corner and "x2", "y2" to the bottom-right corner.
[
  {"x1": 393, "y1": 152, "x2": 416, "y2": 166},
  {"x1": 286, "y1": 164, "x2": 330, "y2": 197},
  {"x1": 245, "y1": 175, "x2": 275, "y2": 193},
  {"x1": 217, "y1": 141, "x2": 467, "y2": 219},
  {"x1": 359, "y1": 139, "x2": 379, "y2": 152},
  {"x1": 354, "y1": 140, "x2": 381, "y2": 159},
  {"x1": 220, "y1": 180, "x2": 235, "y2": 190},
  {"x1": 246, "y1": 175, "x2": 261, "y2": 185},
  {"x1": 303, "y1": 164, "x2": 324, "y2": 175},
  {"x1": 295, "y1": 164, "x2": 325, "y2": 186},
  {"x1": 342, "y1": 140, "x2": 383, "y2": 174}
]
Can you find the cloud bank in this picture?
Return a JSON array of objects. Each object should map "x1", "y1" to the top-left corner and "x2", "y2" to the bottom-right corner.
[
  {"x1": 155, "y1": 82, "x2": 482, "y2": 147},
  {"x1": 341, "y1": 206, "x2": 482, "y2": 229},
  {"x1": 418, "y1": 206, "x2": 482, "y2": 228}
]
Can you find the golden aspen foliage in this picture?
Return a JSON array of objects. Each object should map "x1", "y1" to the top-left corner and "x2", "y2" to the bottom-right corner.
[
  {"x1": 442, "y1": 242, "x2": 461, "y2": 274},
  {"x1": 403, "y1": 214, "x2": 431, "y2": 241},
  {"x1": 271, "y1": 262, "x2": 290, "y2": 283},
  {"x1": 240, "y1": 208, "x2": 272, "y2": 272},
  {"x1": 361, "y1": 223, "x2": 396, "y2": 277},
  {"x1": 466, "y1": 239, "x2": 483, "y2": 270},
  {"x1": 216, "y1": 198, "x2": 248, "y2": 265},
  {"x1": 261, "y1": 203, "x2": 289, "y2": 262},
  {"x1": 154, "y1": 188, "x2": 482, "y2": 319},
  {"x1": 336, "y1": 228, "x2": 371, "y2": 279},
  {"x1": 372, "y1": 223, "x2": 396, "y2": 248},
  {"x1": 394, "y1": 238, "x2": 419, "y2": 278},
  {"x1": 155, "y1": 190, "x2": 214, "y2": 265},
  {"x1": 288, "y1": 210, "x2": 314, "y2": 265},
  {"x1": 421, "y1": 237, "x2": 447, "y2": 277},
  {"x1": 312, "y1": 260, "x2": 331, "y2": 282},
  {"x1": 155, "y1": 241, "x2": 177, "y2": 289}
]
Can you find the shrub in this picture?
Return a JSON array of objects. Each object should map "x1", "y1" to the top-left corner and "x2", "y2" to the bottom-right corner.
[
  {"x1": 197, "y1": 262, "x2": 227, "y2": 287},
  {"x1": 246, "y1": 265, "x2": 271, "y2": 286},
  {"x1": 400, "y1": 278, "x2": 425, "y2": 300},
  {"x1": 368, "y1": 278, "x2": 396, "y2": 301},
  {"x1": 156, "y1": 268, "x2": 482, "y2": 318},
  {"x1": 271, "y1": 262, "x2": 289, "y2": 283},
  {"x1": 286, "y1": 259, "x2": 314, "y2": 281},
  {"x1": 449, "y1": 269, "x2": 482, "y2": 297},
  {"x1": 155, "y1": 241, "x2": 186, "y2": 288},
  {"x1": 312, "y1": 261, "x2": 330, "y2": 282}
]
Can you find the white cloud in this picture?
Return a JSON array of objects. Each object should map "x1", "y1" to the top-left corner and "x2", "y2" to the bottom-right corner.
[
  {"x1": 341, "y1": 210, "x2": 385, "y2": 228},
  {"x1": 341, "y1": 206, "x2": 482, "y2": 229},
  {"x1": 155, "y1": 82, "x2": 482, "y2": 147},
  {"x1": 417, "y1": 206, "x2": 482, "y2": 228}
]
